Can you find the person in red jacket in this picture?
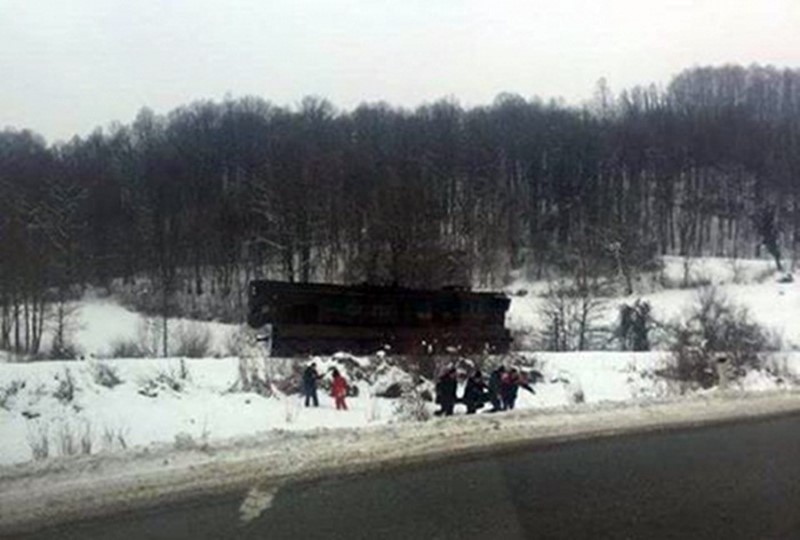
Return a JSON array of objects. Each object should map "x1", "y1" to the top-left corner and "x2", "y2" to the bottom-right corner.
[{"x1": 331, "y1": 368, "x2": 349, "y2": 411}]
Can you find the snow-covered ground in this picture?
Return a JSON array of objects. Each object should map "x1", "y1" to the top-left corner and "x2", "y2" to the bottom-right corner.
[
  {"x1": 2, "y1": 351, "x2": 799, "y2": 467},
  {"x1": 64, "y1": 298, "x2": 240, "y2": 358},
  {"x1": 507, "y1": 256, "x2": 800, "y2": 348},
  {"x1": 1, "y1": 255, "x2": 799, "y2": 470},
  {"x1": 0, "y1": 356, "x2": 396, "y2": 466}
]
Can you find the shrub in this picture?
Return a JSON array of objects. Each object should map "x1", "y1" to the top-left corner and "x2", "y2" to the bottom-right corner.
[
  {"x1": 174, "y1": 432, "x2": 194, "y2": 451},
  {"x1": 92, "y1": 362, "x2": 123, "y2": 388},
  {"x1": 53, "y1": 369, "x2": 76, "y2": 403},
  {"x1": 0, "y1": 380, "x2": 25, "y2": 410},
  {"x1": 48, "y1": 343, "x2": 81, "y2": 360},
  {"x1": 616, "y1": 300, "x2": 653, "y2": 351},
  {"x1": 79, "y1": 421, "x2": 93, "y2": 455},
  {"x1": 570, "y1": 384, "x2": 585, "y2": 404},
  {"x1": 174, "y1": 323, "x2": 213, "y2": 358},
  {"x1": 102, "y1": 425, "x2": 129, "y2": 451},
  {"x1": 178, "y1": 358, "x2": 189, "y2": 380},
  {"x1": 40, "y1": 420, "x2": 90, "y2": 457},
  {"x1": 157, "y1": 370, "x2": 185, "y2": 392},
  {"x1": 57, "y1": 421, "x2": 77, "y2": 456},
  {"x1": 109, "y1": 338, "x2": 149, "y2": 359},
  {"x1": 26, "y1": 422, "x2": 49, "y2": 460},
  {"x1": 138, "y1": 361, "x2": 190, "y2": 397},
  {"x1": 660, "y1": 287, "x2": 777, "y2": 389},
  {"x1": 664, "y1": 331, "x2": 715, "y2": 390},
  {"x1": 393, "y1": 383, "x2": 432, "y2": 423},
  {"x1": 763, "y1": 355, "x2": 800, "y2": 385},
  {"x1": 538, "y1": 281, "x2": 608, "y2": 351},
  {"x1": 174, "y1": 422, "x2": 210, "y2": 451}
]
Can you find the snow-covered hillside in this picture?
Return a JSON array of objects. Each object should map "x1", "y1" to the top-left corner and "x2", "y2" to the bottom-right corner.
[
  {"x1": 507, "y1": 256, "x2": 800, "y2": 348},
  {"x1": 54, "y1": 297, "x2": 240, "y2": 358}
]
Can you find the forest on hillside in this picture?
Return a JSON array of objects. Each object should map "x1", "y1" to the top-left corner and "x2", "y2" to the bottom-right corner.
[{"x1": 2, "y1": 65, "x2": 800, "y2": 352}]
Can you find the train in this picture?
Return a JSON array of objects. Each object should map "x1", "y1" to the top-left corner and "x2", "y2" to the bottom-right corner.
[{"x1": 247, "y1": 280, "x2": 512, "y2": 356}]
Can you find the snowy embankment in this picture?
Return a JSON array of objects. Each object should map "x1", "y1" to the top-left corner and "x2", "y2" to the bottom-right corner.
[
  {"x1": 0, "y1": 351, "x2": 726, "y2": 466},
  {"x1": 4, "y1": 390, "x2": 800, "y2": 535},
  {"x1": 3, "y1": 350, "x2": 795, "y2": 467}
]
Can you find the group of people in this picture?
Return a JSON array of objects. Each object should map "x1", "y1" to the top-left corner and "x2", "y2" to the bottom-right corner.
[
  {"x1": 435, "y1": 365, "x2": 534, "y2": 417},
  {"x1": 302, "y1": 363, "x2": 350, "y2": 410},
  {"x1": 302, "y1": 361, "x2": 534, "y2": 416}
]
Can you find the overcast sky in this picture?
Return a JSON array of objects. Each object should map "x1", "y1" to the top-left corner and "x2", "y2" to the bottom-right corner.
[{"x1": 3, "y1": 0, "x2": 800, "y2": 142}]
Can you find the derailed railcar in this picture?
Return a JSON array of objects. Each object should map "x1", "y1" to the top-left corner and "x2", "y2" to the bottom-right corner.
[{"x1": 247, "y1": 280, "x2": 512, "y2": 356}]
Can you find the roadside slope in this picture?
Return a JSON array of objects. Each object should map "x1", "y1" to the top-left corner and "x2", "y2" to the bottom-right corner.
[{"x1": 4, "y1": 390, "x2": 800, "y2": 535}]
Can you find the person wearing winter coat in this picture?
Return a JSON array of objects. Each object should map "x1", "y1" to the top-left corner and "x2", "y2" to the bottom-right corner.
[
  {"x1": 434, "y1": 368, "x2": 458, "y2": 416},
  {"x1": 500, "y1": 368, "x2": 535, "y2": 411},
  {"x1": 488, "y1": 366, "x2": 506, "y2": 412},
  {"x1": 463, "y1": 370, "x2": 488, "y2": 414},
  {"x1": 302, "y1": 363, "x2": 322, "y2": 407},
  {"x1": 331, "y1": 368, "x2": 349, "y2": 411}
]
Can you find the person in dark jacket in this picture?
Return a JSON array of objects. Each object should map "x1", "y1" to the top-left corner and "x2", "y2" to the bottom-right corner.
[
  {"x1": 463, "y1": 369, "x2": 488, "y2": 414},
  {"x1": 434, "y1": 368, "x2": 458, "y2": 416},
  {"x1": 302, "y1": 363, "x2": 321, "y2": 407},
  {"x1": 488, "y1": 366, "x2": 506, "y2": 412},
  {"x1": 500, "y1": 368, "x2": 535, "y2": 410}
]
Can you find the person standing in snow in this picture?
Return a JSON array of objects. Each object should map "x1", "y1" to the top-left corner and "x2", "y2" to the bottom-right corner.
[
  {"x1": 488, "y1": 365, "x2": 506, "y2": 412},
  {"x1": 302, "y1": 363, "x2": 322, "y2": 407},
  {"x1": 331, "y1": 368, "x2": 349, "y2": 410},
  {"x1": 463, "y1": 369, "x2": 488, "y2": 414},
  {"x1": 434, "y1": 367, "x2": 458, "y2": 416},
  {"x1": 501, "y1": 368, "x2": 534, "y2": 410}
]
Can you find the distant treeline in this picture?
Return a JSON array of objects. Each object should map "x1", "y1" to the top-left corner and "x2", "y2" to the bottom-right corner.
[{"x1": 1, "y1": 64, "x2": 799, "y2": 350}]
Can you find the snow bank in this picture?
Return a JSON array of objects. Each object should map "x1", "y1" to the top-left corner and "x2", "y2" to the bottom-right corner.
[
  {"x1": 0, "y1": 357, "x2": 403, "y2": 466},
  {"x1": 0, "y1": 353, "x2": 659, "y2": 466}
]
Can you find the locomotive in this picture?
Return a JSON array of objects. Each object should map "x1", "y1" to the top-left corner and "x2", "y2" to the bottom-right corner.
[{"x1": 247, "y1": 280, "x2": 512, "y2": 356}]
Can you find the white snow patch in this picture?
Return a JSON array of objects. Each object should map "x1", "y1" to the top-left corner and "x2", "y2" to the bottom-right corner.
[{"x1": 239, "y1": 486, "x2": 277, "y2": 524}]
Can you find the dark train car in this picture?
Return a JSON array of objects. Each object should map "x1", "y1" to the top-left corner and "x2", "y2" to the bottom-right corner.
[{"x1": 247, "y1": 280, "x2": 512, "y2": 356}]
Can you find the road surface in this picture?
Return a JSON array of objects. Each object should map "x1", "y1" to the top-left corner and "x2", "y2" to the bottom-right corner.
[{"x1": 12, "y1": 413, "x2": 800, "y2": 539}]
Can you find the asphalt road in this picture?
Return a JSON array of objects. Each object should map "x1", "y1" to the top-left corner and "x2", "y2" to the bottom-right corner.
[{"x1": 13, "y1": 413, "x2": 800, "y2": 540}]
